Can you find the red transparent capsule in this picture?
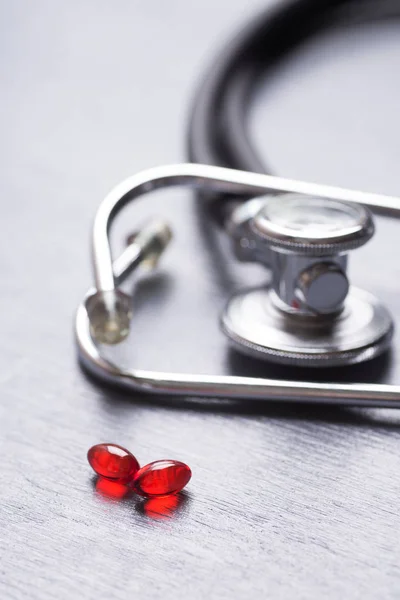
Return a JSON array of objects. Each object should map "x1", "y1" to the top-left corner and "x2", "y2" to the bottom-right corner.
[
  {"x1": 87, "y1": 443, "x2": 139, "y2": 482},
  {"x1": 132, "y1": 460, "x2": 191, "y2": 497}
]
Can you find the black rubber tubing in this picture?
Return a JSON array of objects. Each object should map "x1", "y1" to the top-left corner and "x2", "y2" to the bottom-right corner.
[{"x1": 187, "y1": 0, "x2": 400, "y2": 207}]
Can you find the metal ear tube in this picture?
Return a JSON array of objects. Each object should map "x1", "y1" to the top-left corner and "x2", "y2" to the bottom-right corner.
[{"x1": 76, "y1": 163, "x2": 400, "y2": 407}]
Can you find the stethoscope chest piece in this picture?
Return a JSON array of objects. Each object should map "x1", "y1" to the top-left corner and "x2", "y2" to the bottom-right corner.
[
  {"x1": 222, "y1": 193, "x2": 394, "y2": 367},
  {"x1": 221, "y1": 286, "x2": 393, "y2": 367}
]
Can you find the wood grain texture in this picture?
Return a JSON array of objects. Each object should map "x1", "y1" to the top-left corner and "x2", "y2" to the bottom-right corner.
[{"x1": 1, "y1": 1, "x2": 400, "y2": 598}]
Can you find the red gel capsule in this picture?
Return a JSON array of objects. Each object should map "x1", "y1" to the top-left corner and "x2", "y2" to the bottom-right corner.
[
  {"x1": 133, "y1": 460, "x2": 191, "y2": 497},
  {"x1": 87, "y1": 443, "x2": 139, "y2": 482}
]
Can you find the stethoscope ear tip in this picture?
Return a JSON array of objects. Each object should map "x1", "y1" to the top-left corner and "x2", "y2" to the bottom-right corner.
[
  {"x1": 86, "y1": 217, "x2": 174, "y2": 345},
  {"x1": 85, "y1": 289, "x2": 132, "y2": 345}
]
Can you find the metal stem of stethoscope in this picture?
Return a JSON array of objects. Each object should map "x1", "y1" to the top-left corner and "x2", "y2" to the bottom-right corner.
[{"x1": 76, "y1": 163, "x2": 400, "y2": 407}]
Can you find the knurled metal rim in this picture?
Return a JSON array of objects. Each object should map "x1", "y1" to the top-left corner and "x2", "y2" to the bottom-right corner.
[
  {"x1": 250, "y1": 194, "x2": 375, "y2": 256},
  {"x1": 222, "y1": 320, "x2": 394, "y2": 368}
]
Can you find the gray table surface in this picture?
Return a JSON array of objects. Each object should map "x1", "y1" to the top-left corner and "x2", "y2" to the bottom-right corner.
[{"x1": 1, "y1": 1, "x2": 400, "y2": 599}]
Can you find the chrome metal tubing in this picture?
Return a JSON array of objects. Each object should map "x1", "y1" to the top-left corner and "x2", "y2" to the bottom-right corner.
[
  {"x1": 76, "y1": 163, "x2": 400, "y2": 407},
  {"x1": 76, "y1": 302, "x2": 400, "y2": 406},
  {"x1": 92, "y1": 163, "x2": 400, "y2": 292}
]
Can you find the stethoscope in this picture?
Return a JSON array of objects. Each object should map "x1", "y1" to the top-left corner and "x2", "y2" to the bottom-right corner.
[{"x1": 76, "y1": 0, "x2": 400, "y2": 407}]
